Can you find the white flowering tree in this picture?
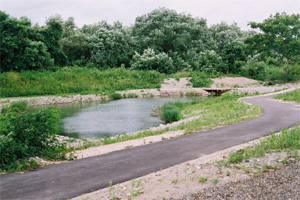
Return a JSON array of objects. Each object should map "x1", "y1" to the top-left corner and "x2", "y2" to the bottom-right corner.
[
  {"x1": 88, "y1": 22, "x2": 135, "y2": 68},
  {"x1": 130, "y1": 48, "x2": 174, "y2": 74}
]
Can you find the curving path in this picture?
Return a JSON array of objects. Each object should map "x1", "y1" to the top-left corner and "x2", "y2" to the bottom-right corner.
[{"x1": 1, "y1": 90, "x2": 299, "y2": 200}]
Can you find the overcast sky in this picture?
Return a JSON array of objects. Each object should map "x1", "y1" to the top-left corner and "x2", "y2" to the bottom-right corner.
[{"x1": 1, "y1": 0, "x2": 299, "y2": 30}]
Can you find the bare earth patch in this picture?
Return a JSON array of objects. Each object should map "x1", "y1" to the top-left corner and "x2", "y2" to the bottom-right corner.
[
  {"x1": 211, "y1": 77, "x2": 258, "y2": 88},
  {"x1": 117, "y1": 78, "x2": 209, "y2": 98}
]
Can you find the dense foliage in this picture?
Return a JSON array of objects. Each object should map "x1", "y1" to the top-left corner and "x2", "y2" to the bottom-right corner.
[
  {"x1": 1, "y1": 9, "x2": 299, "y2": 90},
  {"x1": 245, "y1": 13, "x2": 300, "y2": 75},
  {"x1": 0, "y1": 102, "x2": 65, "y2": 172},
  {"x1": 131, "y1": 8, "x2": 217, "y2": 71},
  {"x1": 0, "y1": 12, "x2": 54, "y2": 71}
]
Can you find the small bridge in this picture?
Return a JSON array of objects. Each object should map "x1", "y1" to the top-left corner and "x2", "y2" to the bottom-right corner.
[{"x1": 203, "y1": 88, "x2": 231, "y2": 96}]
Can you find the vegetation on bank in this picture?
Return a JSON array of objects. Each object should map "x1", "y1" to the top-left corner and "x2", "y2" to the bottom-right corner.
[
  {"x1": 0, "y1": 67, "x2": 162, "y2": 98},
  {"x1": 0, "y1": 102, "x2": 66, "y2": 172},
  {"x1": 2, "y1": 65, "x2": 300, "y2": 98},
  {"x1": 100, "y1": 93, "x2": 261, "y2": 145},
  {"x1": 274, "y1": 89, "x2": 300, "y2": 104},
  {"x1": 2, "y1": 90, "x2": 298, "y2": 172}
]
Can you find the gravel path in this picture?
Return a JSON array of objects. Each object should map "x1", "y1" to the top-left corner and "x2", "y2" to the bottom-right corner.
[{"x1": 181, "y1": 159, "x2": 300, "y2": 200}]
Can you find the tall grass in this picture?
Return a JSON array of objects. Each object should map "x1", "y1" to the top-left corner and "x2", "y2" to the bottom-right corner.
[
  {"x1": 160, "y1": 104, "x2": 181, "y2": 123},
  {"x1": 0, "y1": 67, "x2": 162, "y2": 97}
]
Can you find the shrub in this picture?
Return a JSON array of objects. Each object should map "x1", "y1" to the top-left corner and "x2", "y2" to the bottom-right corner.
[
  {"x1": 0, "y1": 102, "x2": 65, "y2": 172},
  {"x1": 160, "y1": 103, "x2": 181, "y2": 123},
  {"x1": 190, "y1": 72, "x2": 213, "y2": 88},
  {"x1": 110, "y1": 93, "x2": 122, "y2": 100},
  {"x1": 240, "y1": 61, "x2": 267, "y2": 80}
]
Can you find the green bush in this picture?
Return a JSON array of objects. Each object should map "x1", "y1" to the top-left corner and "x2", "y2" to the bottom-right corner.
[
  {"x1": 0, "y1": 101, "x2": 66, "y2": 172},
  {"x1": 160, "y1": 103, "x2": 181, "y2": 123},
  {"x1": 190, "y1": 72, "x2": 213, "y2": 88},
  {"x1": 110, "y1": 93, "x2": 122, "y2": 100},
  {"x1": 240, "y1": 61, "x2": 267, "y2": 80}
]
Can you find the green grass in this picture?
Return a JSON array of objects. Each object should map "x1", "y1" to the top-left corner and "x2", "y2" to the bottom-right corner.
[
  {"x1": 273, "y1": 89, "x2": 300, "y2": 104},
  {"x1": 228, "y1": 126, "x2": 300, "y2": 164},
  {"x1": 197, "y1": 176, "x2": 208, "y2": 183},
  {"x1": 160, "y1": 103, "x2": 181, "y2": 123},
  {"x1": 0, "y1": 67, "x2": 162, "y2": 98}
]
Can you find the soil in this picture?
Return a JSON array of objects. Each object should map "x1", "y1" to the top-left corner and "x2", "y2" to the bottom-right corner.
[{"x1": 211, "y1": 77, "x2": 258, "y2": 88}]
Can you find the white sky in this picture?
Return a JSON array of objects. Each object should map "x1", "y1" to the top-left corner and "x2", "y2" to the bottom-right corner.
[{"x1": 1, "y1": 0, "x2": 299, "y2": 30}]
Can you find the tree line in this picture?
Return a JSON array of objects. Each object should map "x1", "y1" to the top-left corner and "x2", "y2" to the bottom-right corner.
[{"x1": 1, "y1": 8, "x2": 299, "y2": 76}]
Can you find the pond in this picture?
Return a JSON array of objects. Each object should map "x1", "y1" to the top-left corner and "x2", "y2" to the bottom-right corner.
[{"x1": 57, "y1": 97, "x2": 193, "y2": 139}]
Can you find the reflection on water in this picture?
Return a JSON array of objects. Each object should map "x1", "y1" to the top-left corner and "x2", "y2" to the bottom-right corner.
[{"x1": 56, "y1": 97, "x2": 193, "y2": 139}]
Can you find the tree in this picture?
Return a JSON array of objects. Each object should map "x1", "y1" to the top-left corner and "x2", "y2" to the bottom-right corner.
[
  {"x1": 197, "y1": 50, "x2": 223, "y2": 74},
  {"x1": 245, "y1": 12, "x2": 300, "y2": 75},
  {"x1": 88, "y1": 21, "x2": 135, "y2": 68},
  {"x1": 41, "y1": 15, "x2": 67, "y2": 66},
  {"x1": 222, "y1": 41, "x2": 247, "y2": 73},
  {"x1": 131, "y1": 8, "x2": 216, "y2": 71},
  {"x1": 0, "y1": 11, "x2": 53, "y2": 72},
  {"x1": 60, "y1": 17, "x2": 90, "y2": 65},
  {"x1": 209, "y1": 22, "x2": 243, "y2": 52}
]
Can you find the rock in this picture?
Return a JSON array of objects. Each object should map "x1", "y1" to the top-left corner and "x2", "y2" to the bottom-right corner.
[
  {"x1": 28, "y1": 157, "x2": 45, "y2": 165},
  {"x1": 267, "y1": 158, "x2": 276, "y2": 166}
]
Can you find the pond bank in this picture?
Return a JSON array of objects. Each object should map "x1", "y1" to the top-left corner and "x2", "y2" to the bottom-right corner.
[
  {"x1": 0, "y1": 78, "x2": 209, "y2": 109},
  {"x1": 2, "y1": 77, "x2": 299, "y2": 109}
]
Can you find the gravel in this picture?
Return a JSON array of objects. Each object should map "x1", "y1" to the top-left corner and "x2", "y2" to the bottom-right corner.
[{"x1": 180, "y1": 159, "x2": 300, "y2": 200}]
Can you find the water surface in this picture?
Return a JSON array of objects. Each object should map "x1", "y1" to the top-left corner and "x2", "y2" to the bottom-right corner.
[{"x1": 57, "y1": 97, "x2": 191, "y2": 139}]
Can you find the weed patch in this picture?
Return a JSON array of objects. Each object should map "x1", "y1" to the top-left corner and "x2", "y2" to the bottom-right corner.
[
  {"x1": 228, "y1": 126, "x2": 300, "y2": 164},
  {"x1": 274, "y1": 89, "x2": 300, "y2": 104}
]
